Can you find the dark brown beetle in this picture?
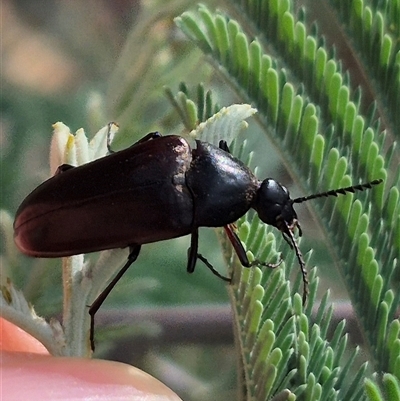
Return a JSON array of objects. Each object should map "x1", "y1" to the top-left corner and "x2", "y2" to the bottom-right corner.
[{"x1": 14, "y1": 131, "x2": 382, "y2": 348}]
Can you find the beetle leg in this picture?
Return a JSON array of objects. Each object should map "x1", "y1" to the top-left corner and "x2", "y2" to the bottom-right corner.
[
  {"x1": 54, "y1": 164, "x2": 75, "y2": 175},
  {"x1": 223, "y1": 224, "x2": 250, "y2": 266},
  {"x1": 196, "y1": 253, "x2": 231, "y2": 282},
  {"x1": 89, "y1": 244, "x2": 141, "y2": 351},
  {"x1": 218, "y1": 140, "x2": 230, "y2": 153},
  {"x1": 127, "y1": 132, "x2": 162, "y2": 149},
  {"x1": 107, "y1": 126, "x2": 162, "y2": 153},
  {"x1": 187, "y1": 228, "x2": 230, "y2": 281},
  {"x1": 187, "y1": 228, "x2": 199, "y2": 273},
  {"x1": 106, "y1": 122, "x2": 118, "y2": 153},
  {"x1": 224, "y1": 224, "x2": 282, "y2": 269},
  {"x1": 135, "y1": 131, "x2": 162, "y2": 144}
]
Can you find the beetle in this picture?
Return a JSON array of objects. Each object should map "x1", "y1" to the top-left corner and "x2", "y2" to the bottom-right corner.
[{"x1": 13, "y1": 129, "x2": 382, "y2": 348}]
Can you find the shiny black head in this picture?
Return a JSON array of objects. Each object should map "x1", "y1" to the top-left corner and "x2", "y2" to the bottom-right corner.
[{"x1": 253, "y1": 178, "x2": 299, "y2": 232}]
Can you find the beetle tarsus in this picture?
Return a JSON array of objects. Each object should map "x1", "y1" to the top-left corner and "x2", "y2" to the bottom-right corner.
[
  {"x1": 251, "y1": 255, "x2": 283, "y2": 269},
  {"x1": 196, "y1": 253, "x2": 231, "y2": 282}
]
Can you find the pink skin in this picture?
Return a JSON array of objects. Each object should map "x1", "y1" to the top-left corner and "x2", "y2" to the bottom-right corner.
[{"x1": 1, "y1": 318, "x2": 181, "y2": 400}]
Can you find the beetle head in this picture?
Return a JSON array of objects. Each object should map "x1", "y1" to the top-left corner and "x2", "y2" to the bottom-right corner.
[{"x1": 254, "y1": 178, "x2": 301, "y2": 235}]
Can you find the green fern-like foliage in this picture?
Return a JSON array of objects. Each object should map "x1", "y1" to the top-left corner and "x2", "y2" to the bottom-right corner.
[{"x1": 173, "y1": 1, "x2": 399, "y2": 400}]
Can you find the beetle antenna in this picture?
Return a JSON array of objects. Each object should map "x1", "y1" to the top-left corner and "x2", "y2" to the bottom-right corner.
[
  {"x1": 280, "y1": 221, "x2": 308, "y2": 305},
  {"x1": 292, "y1": 179, "x2": 383, "y2": 204}
]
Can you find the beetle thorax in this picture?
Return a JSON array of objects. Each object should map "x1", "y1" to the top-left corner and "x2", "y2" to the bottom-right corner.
[{"x1": 186, "y1": 141, "x2": 259, "y2": 227}]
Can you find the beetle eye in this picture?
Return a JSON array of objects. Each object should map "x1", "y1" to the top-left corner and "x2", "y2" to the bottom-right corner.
[{"x1": 254, "y1": 179, "x2": 297, "y2": 228}]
